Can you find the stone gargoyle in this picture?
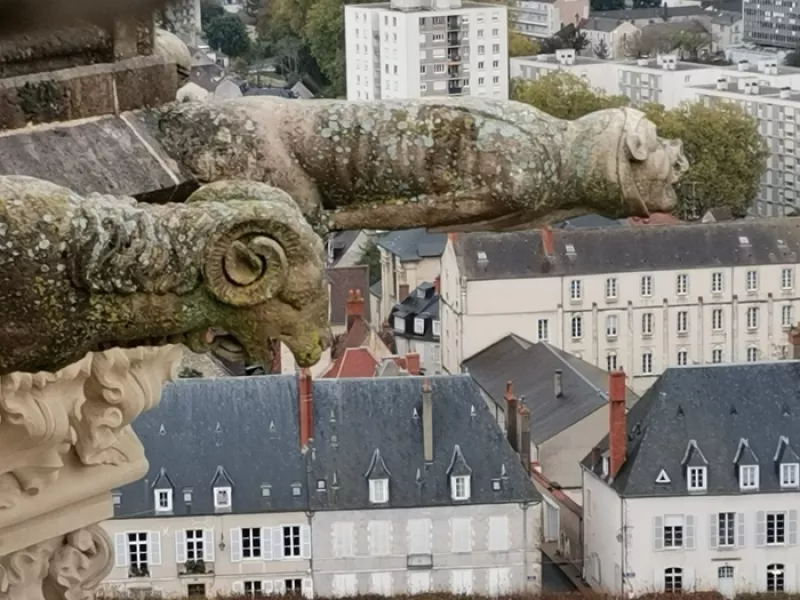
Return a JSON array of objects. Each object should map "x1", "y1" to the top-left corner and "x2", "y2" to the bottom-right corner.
[
  {"x1": 0, "y1": 176, "x2": 329, "y2": 375},
  {"x1": 148, "y1": 96, "x2": 689, "y2": 233}
]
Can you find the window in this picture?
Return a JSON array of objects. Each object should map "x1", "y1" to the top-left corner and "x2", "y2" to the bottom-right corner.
[
  {"x1": 767, "y1": 512, "x2": 786, "y2": 545},
  {"x1": 393, "y1": 316, "x2": 405, "y2": 331},
  {"x1": 242, "y1": 528, "x2": 261, "y2": 559},
  {"x1": 369, "y1": 478, "x2": 389, "y2": 504},
  {"x1": 432, "y1": 320, "x2": 441, "y2": 337},
  {"x1": 641, "y1": 312, "x2": 654, "y2": 336},
  {"x1": 537, "y1": 319, "x2": 549, "y2": 342},
  {"x1": 663, "y1": 516, "x2": 684, "y2": 548},
  {"x1": 213, "y1": 486, "x2": 231, "y2": 509},
  {"x1": 571, "y1": 315, "x2": 583, "y2": 339},
  {"x1": 677, "y1": 311, "x2": 688, "y2": 334},
  {"x1": 677, "y1": 349, "x2": 688, "y2": 366},
  {"x1": 128, "y1": 532, "x2": 150, "y2": 576},
  {"x1": 478, "y1": 61, "x2": 485, "y2": 69},
  {"x1": 434, "y1": 64, "x2": 445, "y2": 73},
  {"x1": 687, "y1": 466, "x2": 706, "y2": 491},
  {"x1": 286, "y1": 579, "x2": 302, "y2": 594},
  {"x1": 492, "y1": 28, "x2": 499, "y2": 36},
  {"x1": 413, "y1": 318, "x2": 425, "y2": 335},
  {"x1": 186, "y1": 529, "x2": 205, "y2": 561},
  {"x1": 477, "y1": 28, "x2": 484, "y2": 37},
  {"x1": 607, "y1": 352, "x2": 618, "y2": 372},
  {"x1": 664, "y1": 567, "x2": 683, "y2": 593},
  {"x1": 768, "y1": 564, "x2": 785, "y2": 592},
  {"x1": 747, "y1": 269, "x2": 758, "y2": 292},
  {"x1": 478, "y1": 45, "x2": 485, "y2": 55},
  {"x1": 155, "y1": 489, "x2": 172, "y2": 513},
  {"x1": 712, "y1": 348, "x2": 723, "y2": 363},
  {"x1": 781, "y1": 463, "x2": 800, "y2": 488},
  {"x1": 492, "y1": 76, "x2": 499, "y2": 84},
  {"x1": 492, "y1": 44, "x2": 500, "y2": 54},
  {"x1": 747, "y1": 346, "x2": 759, "y2": 362},
  {"x1": 606, "y1": 277, "x2": 618, "y2": 299},
  {"x1": 420, "y1": 65, "x2": 426, "y2": 74},
  {"x1": 746, "y1": 306, "x2": 759, "y2": 329},
  {"x1": 676, "y1": 273, "x2": 688, "y2": 296},
  {"x1": 642, "y1": 351, "x2": 653, "y2": 375},
  {"x1": 432, "y1": 33, "x2": 444, "y2": 41},
  {"x1": 492, "y1": 60, "x2": 499, "y2": 68},
  {"x1": 451, "y1": 475, "x2": 471, "y2": 501},
  {"x1": 244, "y1": 581, "x2": 263, "y2": 597},
  {"x1": 712, "y1": 308, "x2": 723, "y2": 331},
  {"x1": 783, "y1": 305, "x2": 794, "y2": 328},
  {"x1": 740, "y1": 465, "x2": 759, "y2": 490},
  {"x1": 641, "y1": 275, "x2": 653, "y2": 297},
  {"x1": 478, "y1": 76, "x2": 485, "y2": 86},
  {"x1": 783, "y1": 268, "x2": 794, "y2": 290},
  {"x1": 717, "y1": 512, "x2": 735, "y2": 547},
  {"x1": 606, "y1": 314, "x2": 618, "y2": 338},
  {"x1": 712, "y1": 272, "x2": 723, "y2": 294},
  {"x1": 570, "y1": 279, "x2": 582, "y2": 300},
  {"x1": 283, "y1": 525, "x2": 301, "y2": 557}
]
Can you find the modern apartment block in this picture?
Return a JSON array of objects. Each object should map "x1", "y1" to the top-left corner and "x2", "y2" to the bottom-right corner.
[
  {"x1": 440, "y1": 221, "x2": 800, "y2": 394},
  {"x1": 743, "y1": 0, "x2": 798, "y2": 49},
  {"x1": 584, "y1": 362, "x2": 800, "y2": 596},
  {"x1": 511, "y1": 0, "x2": 590, "y2": 41},
  {"x1": 101, "y1": 373, "x2": 541, "y2": 598},
  {"x1": 344, "y1": 0, "x2": 509, "y2": 101}
]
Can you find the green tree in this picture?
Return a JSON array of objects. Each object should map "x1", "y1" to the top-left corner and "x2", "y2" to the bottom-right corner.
[
  {"x1": 205, "y1": 13, "x2": 252, "y2": 58},
  {"x1": 509, "y1": 31, "x2": 540, "y2": 57},
  {"x1": 641, "y1": 101, "x2": 767, "y2": 218},
  {"x1": 511, "y1": 71, "x2": 628, "y2": 120},
  {"x1": 594, "y1": 38, "x2": 609, "y2": 59},
  {"x1": 201, "y1": 0, "x2": 225, "y2": 31},
  {"x1": 304, "y1": 0, "x2": 348, "y2": 95},
  {"x1": 358, "y1": 238, "x2": 382, "y2": 286}
]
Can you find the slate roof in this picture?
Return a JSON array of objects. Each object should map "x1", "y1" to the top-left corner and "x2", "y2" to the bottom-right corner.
[
  {"x1": 453, "y1": 220, "x2": 800, "y2": 281},
  {"x1": 376, "y1": 228, "x2": 447, "y2": 261},
  {"x1": 583, "y1": 362, "x2": 800, "y2": 498},
  {"x1": 581, "y1": 17, "x2": 627, "y2": 32},
  {"x1": 327, "y1": 266, "x2": 371, "y2": 326},
  {"x1": 114, "y1": 375, "x2": 539, "y2": 518},
  {"x1": 464, "y1": 336, "x2": 639, "y2": 444},
  {"x1": 390, "y1": 282, "x2": 440, "y2": 342}
]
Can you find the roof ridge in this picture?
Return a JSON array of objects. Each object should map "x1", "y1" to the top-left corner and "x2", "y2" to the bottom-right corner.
[{"x1": 541, "y1": 343, "x2": 604, "y2": 395}]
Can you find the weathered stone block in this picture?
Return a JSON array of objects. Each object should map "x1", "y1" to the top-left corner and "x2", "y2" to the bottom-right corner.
[{"x1": 114, "y1": 57, "x2": 177, "y2": 112}]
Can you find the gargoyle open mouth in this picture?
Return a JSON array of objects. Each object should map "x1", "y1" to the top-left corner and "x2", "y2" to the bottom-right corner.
[{"x1": 92, "y1": 327, "x2": 248, "y2": 362}]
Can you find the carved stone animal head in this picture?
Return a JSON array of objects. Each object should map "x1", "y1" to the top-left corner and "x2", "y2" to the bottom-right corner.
[
  {"x1": 574, "y1": 107, "x2": 689, "y2": 218},
  {"x1": 186, "y1": 181, "x2": 331, "y2": 368}
]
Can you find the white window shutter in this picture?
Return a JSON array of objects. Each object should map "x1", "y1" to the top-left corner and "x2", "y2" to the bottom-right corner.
[
  {"x1": 737, "y1": 512, "x2": 746, "y2": 548},
  {"x1": 709, "y1": 514, "x2": 718, "y2": 549},
  {"x1": 685, "y1": 515, "x2": 696, "y2": 550},
  {"x1": 684, "y1": 567, "x2": 695, "y2": 592},
  {"x1": 757, "y1": 564, "x2": 767, "y2": 591},
  {"x1": 115, "y1": 533, "x2": 128, "y2": 567},
  {"x1": 272, "y1": 526, "x2": 284, "y2": 560},
  {"x1": 652, "y1": 570, "x2": 665, "y2": 593},
  {"x1": 230, "y1": 528, "x2": 242, "y2": 562},
  {"x1": 756, "y1": 511, "x2": 767, "y2": 547},
  {"x1": 302, "y1": 577, "x2": 314, "y2": 598},
  {"x1": 232, "y1": 581, "x2": 244, "y2": 594},
  {"x1": 275, "y1": 579, "x2": 287, "y2": 594},
  {"x1": 786, "y1": 564, "x2": 798, "y2": 593},
  {"x1": 301, "y1": 525, "x2": 312, "y2": 559},
  {"x1": 789, "y1": 510, "x2": 798, "y2": 545},
  {"x1": 263, "y1": 580, "x2": 274, "y2": 594},
  {"x1": 262, "y1": 527, "x2": 273, "y2": 560},
  {"x1": 175, "y1": 530, "x2": 187, "y2": 563},
  {"x1": 653, "y1": 516, "x2": 664, "y2": 550},
  {"x1": 149, "y1": 531, "x2": 162, "y2": 565},
  {"x1": 204, "y1": 528, "x2": 215, "y2": 563}
]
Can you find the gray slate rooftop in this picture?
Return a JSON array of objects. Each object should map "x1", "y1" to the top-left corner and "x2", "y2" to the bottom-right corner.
[
  {"x1": 453, "y1": 220, "x2": 800, "y2": 281},
  {"x1": 584, "y1": 362, "x2": 800, "y2": 497},
  {"x1": 465, "y1": 336, "x2": 638, "y2": 444},
  {"x1": 377, "y1": 228, "x2": 447, "y2": 262},
  {"x1": 114, "y1": 375, "x2": 539, "y2": 518}
]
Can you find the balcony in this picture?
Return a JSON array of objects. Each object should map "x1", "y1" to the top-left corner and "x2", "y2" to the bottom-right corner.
[
  {"x1": 178, "y1": 559, "x2": 215, "y2": 576},
  {"x1": 128, "y1": 565, "x2": 151, "y2": 578}
]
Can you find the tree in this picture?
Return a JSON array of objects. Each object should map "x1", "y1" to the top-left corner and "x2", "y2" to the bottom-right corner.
[
  {"x1": 594, "y1": 38, "x2": 609, "y2": 59},
  {"x1": 200, "y1": 0, "x2": 225, "y2": 31},
  {"x1": 205, "y1": 13, "x2": 251, "y2": 58},
  {"x1": 358, "y1": 237, "x2": 382, "y2": 286},
  {"x1": 244, "y1": 0, "x2": 264, "y2": 19},
  {"x1": 509, "y1": 31, "x2": 540, "y2": 57},
  {"x1": 641, "y1": 101, "x2": 768, "y2": 218},
  {"x1": 540, "y1": 24, "x2": 589, "y2": 53},
  {"x1": 511, "y1": 71, "x2": 628, "y2": 120},
  {"x1": 624, "y1": 29, "x2": 670, "y2": 58},
  {"x1": 670, "y1": 29, "x2": 713, "y2": 60},
  {"x1": 304, "y1": 0, "x2": 348, "y2": 95}
]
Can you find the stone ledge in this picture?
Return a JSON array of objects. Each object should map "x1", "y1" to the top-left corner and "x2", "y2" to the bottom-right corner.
[{"x1": 0, "y1": 54, "x2": 178, "y2": 130}]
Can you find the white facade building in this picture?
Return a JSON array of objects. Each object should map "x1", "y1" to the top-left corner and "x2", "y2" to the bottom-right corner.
[
  {"x1": 440, "y1": 222, "x2": 800, "y2": 395},
  {"x1": 512, "y1": 0, "x2": 590, "y2": 40},
  {"x1": 583, "y1": 362, "x2": 800, "y2": 597},
  {"x1": 345, "y1": 0, "x2": 509, "y2": 101}
]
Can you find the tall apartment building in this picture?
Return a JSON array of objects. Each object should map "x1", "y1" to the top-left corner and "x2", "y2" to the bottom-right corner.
[
  {"x1": 439, "y1": 221, "x2": 800, "y2": 394},
  {"x1": 743, "y1": 0, "x2": 798, "y2": 49},
  {"x1": 344, "y1": 0, "x2": 509, "y2": 101},
  {"x1": 511, "y1": 0, "x2": 590, "y2": 40}
]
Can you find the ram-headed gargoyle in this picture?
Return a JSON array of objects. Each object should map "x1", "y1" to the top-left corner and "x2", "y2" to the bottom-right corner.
[{"x1": 0, "y1": 177, "x2": 329, "y2": 375}]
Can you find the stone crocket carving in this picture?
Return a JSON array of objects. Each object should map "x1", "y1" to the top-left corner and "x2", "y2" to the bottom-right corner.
[
  {"x1": 149, "y1": 96, "x2": 689, "y2": 232},
  {"x1": 0, "y1": 177, "x2": 329, "y2": 375}
]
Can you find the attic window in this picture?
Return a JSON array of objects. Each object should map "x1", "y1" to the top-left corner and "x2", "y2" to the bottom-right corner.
[
  {"x1": 261, "y1": 485, "x2": 271, "y2": 497},
  {"x1": 565, "y1": 243, "x2": 576, "y2": 255},
  {"x1": 781, "y1": 463, "x2": 799, "y2": 488},
  {"x1": 182, "y1": 488, "x2": 193, "y2": 503},
  {"x1": 491, "y1": 479, "x2": 502, "y2": 491},
  {"x1": 317, "y1": 479, "x2": 327, "y2": 491},
  {"x1": 393, "y1": 316, "x2": 405, "y2": 332},
  {"x1": 214, "y1": 486, "x2": 232, "y2": 509},
  {"x1": 739, "y1": 235, "x2": 751, "y2": 246},
  {"x1": 369, "y1": 478, "x2": 389, "y2": 504},
  {"x1": 433, "y1": 320, "x2": 441, "y2": 337},
  {"x1": 154, "y1": 489, "x2": 173, "y2": 513},
  {"x1": 477, "y1": 251, "x2": 488, "y2": 263},
  {"x1": 414, "y1": 318, "x2": 425, "y2": 335},
  {"x1": 451, "y1": 475, "x2": 472, "y2": 501},
  {"x1": 112, "y1": 492, "x2": 122, "y2": 506},
  {"x1": 292, "y1": 483, "x2": 303, "y2": 497},
  {"x1": 739, "y1": 465, "x2": 759, "y2": 490},
  {"x1": 687, "y1": 466, "x2": 707, "y2": 492}
]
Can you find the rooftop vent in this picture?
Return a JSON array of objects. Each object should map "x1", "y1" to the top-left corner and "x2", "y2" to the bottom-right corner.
[
  {"x1": 565, "y1": 243, "x2": 576, "y2": 256},
  {"x1": 716, "y1": 77, "x2": 727, "y2": 91},
  {"x1": 739, "y1": 235, "x2": 750, "y2": 246},
  {"x1": 738, "y1": 59, "x2": 750, "y2": 71},
  {"x1": 477, "y1": 250, "x2": 488, "y2": 263},
  {"x1": 781, "y1": 87, "x2": 792, "y2": 99}
]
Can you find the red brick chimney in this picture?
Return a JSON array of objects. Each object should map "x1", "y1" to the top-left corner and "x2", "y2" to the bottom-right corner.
[
  {"x1": 345, "y1": 289, "x2": 364, "y2": 331},
  {"x1": 608, "y1": 370, "x2": 627, "y2": 479},
  {"x1": 518, "y1": 399, "x2": 532, "y2": 475},
  {"x1": 790, "y1": 324, "x2": 800, "y2": 359},
  {"x1": 434, "y1": 276, "x2": 441, "y2": 295},
  {"x1": 405, "y1": 352, "x2": 421, "y2": 375},
  {"x1": 298, "y1": 368, "x2": 313, "y2": 450},
  {"x1": 541, "y1": 226, "x2": 554, "y2": 257},
  {"x1": 505, "y1": 381, "x2": 519, "y2": 452}
]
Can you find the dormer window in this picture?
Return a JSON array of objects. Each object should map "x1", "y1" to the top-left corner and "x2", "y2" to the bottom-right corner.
[
  {"x1": 369, "y1": 478, "x2": 389, "y2": 504},
  {"x1": 451, "y1": 475, "x2": 471, "y2": 501},
  {"x1": 414, "y1": 318, "x2": 425, "y2": 335},
  {"x1": 602, "y1": 456, "x2": 609, "y2": 477},
  {"x1": 155, "y1": 488, "x2": 173, "y2": 512},
  {"x1": 687, "y1": 466, "x2": 707, "y2": 492},
  {"x1": 781, "y1": 463, "x2": 799, "y2": 488},
  {"x1": 491, "y1": 479, "x2": 501, "y2": 491},
  {"x1": 317, "y1": 479, "x2": 327, "y2": 491},
  {"x1": 740, "y1": 465, "x2": 759, "y2": 490},
  {"x1": 214, "y1": 486, "x2": 232, "y2": 509},
  {"x1": 292, "y1": 483, "x2": 303, "y2": 497},
  {"x1": 393, "y1": 316, "x2": 405, "y2": 332},
  {"x1": 182, "y1": 488, "x2": 193, "y2": 503},
  {"x1": 433, "y1": 320, "x2": 441, "y2": 337},
  {"x1": 113, "y1": 492, "x2": 122, "y2": 506}
]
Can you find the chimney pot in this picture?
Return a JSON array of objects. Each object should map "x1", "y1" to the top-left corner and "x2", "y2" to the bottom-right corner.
[
  {"x1": 422, "y1": 379, "x2": 434, "y2": 462},
  {"x1": 608, "y1": 369, "x2": 627, "y2": 479},
  {"x1": 554, "y1": 369, "x2": 563, "y2": 398},
  {"x1": 406, "y1": 352, "x2": 421, "y2": 375},
  {"x1": 298, "y1": 369, "x2": 314, "y2": 449},
  {"x1": 505, "y1": 381, "x2": 519, "y2": 453}
]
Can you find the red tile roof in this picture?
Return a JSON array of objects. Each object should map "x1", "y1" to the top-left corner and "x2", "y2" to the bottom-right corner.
[
  {"x1": 627, "y1": 212, "x2": 681, "y2": 226},
  {"x1": 321, "y1": 348, "x2": 379, "y2": 378}
]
